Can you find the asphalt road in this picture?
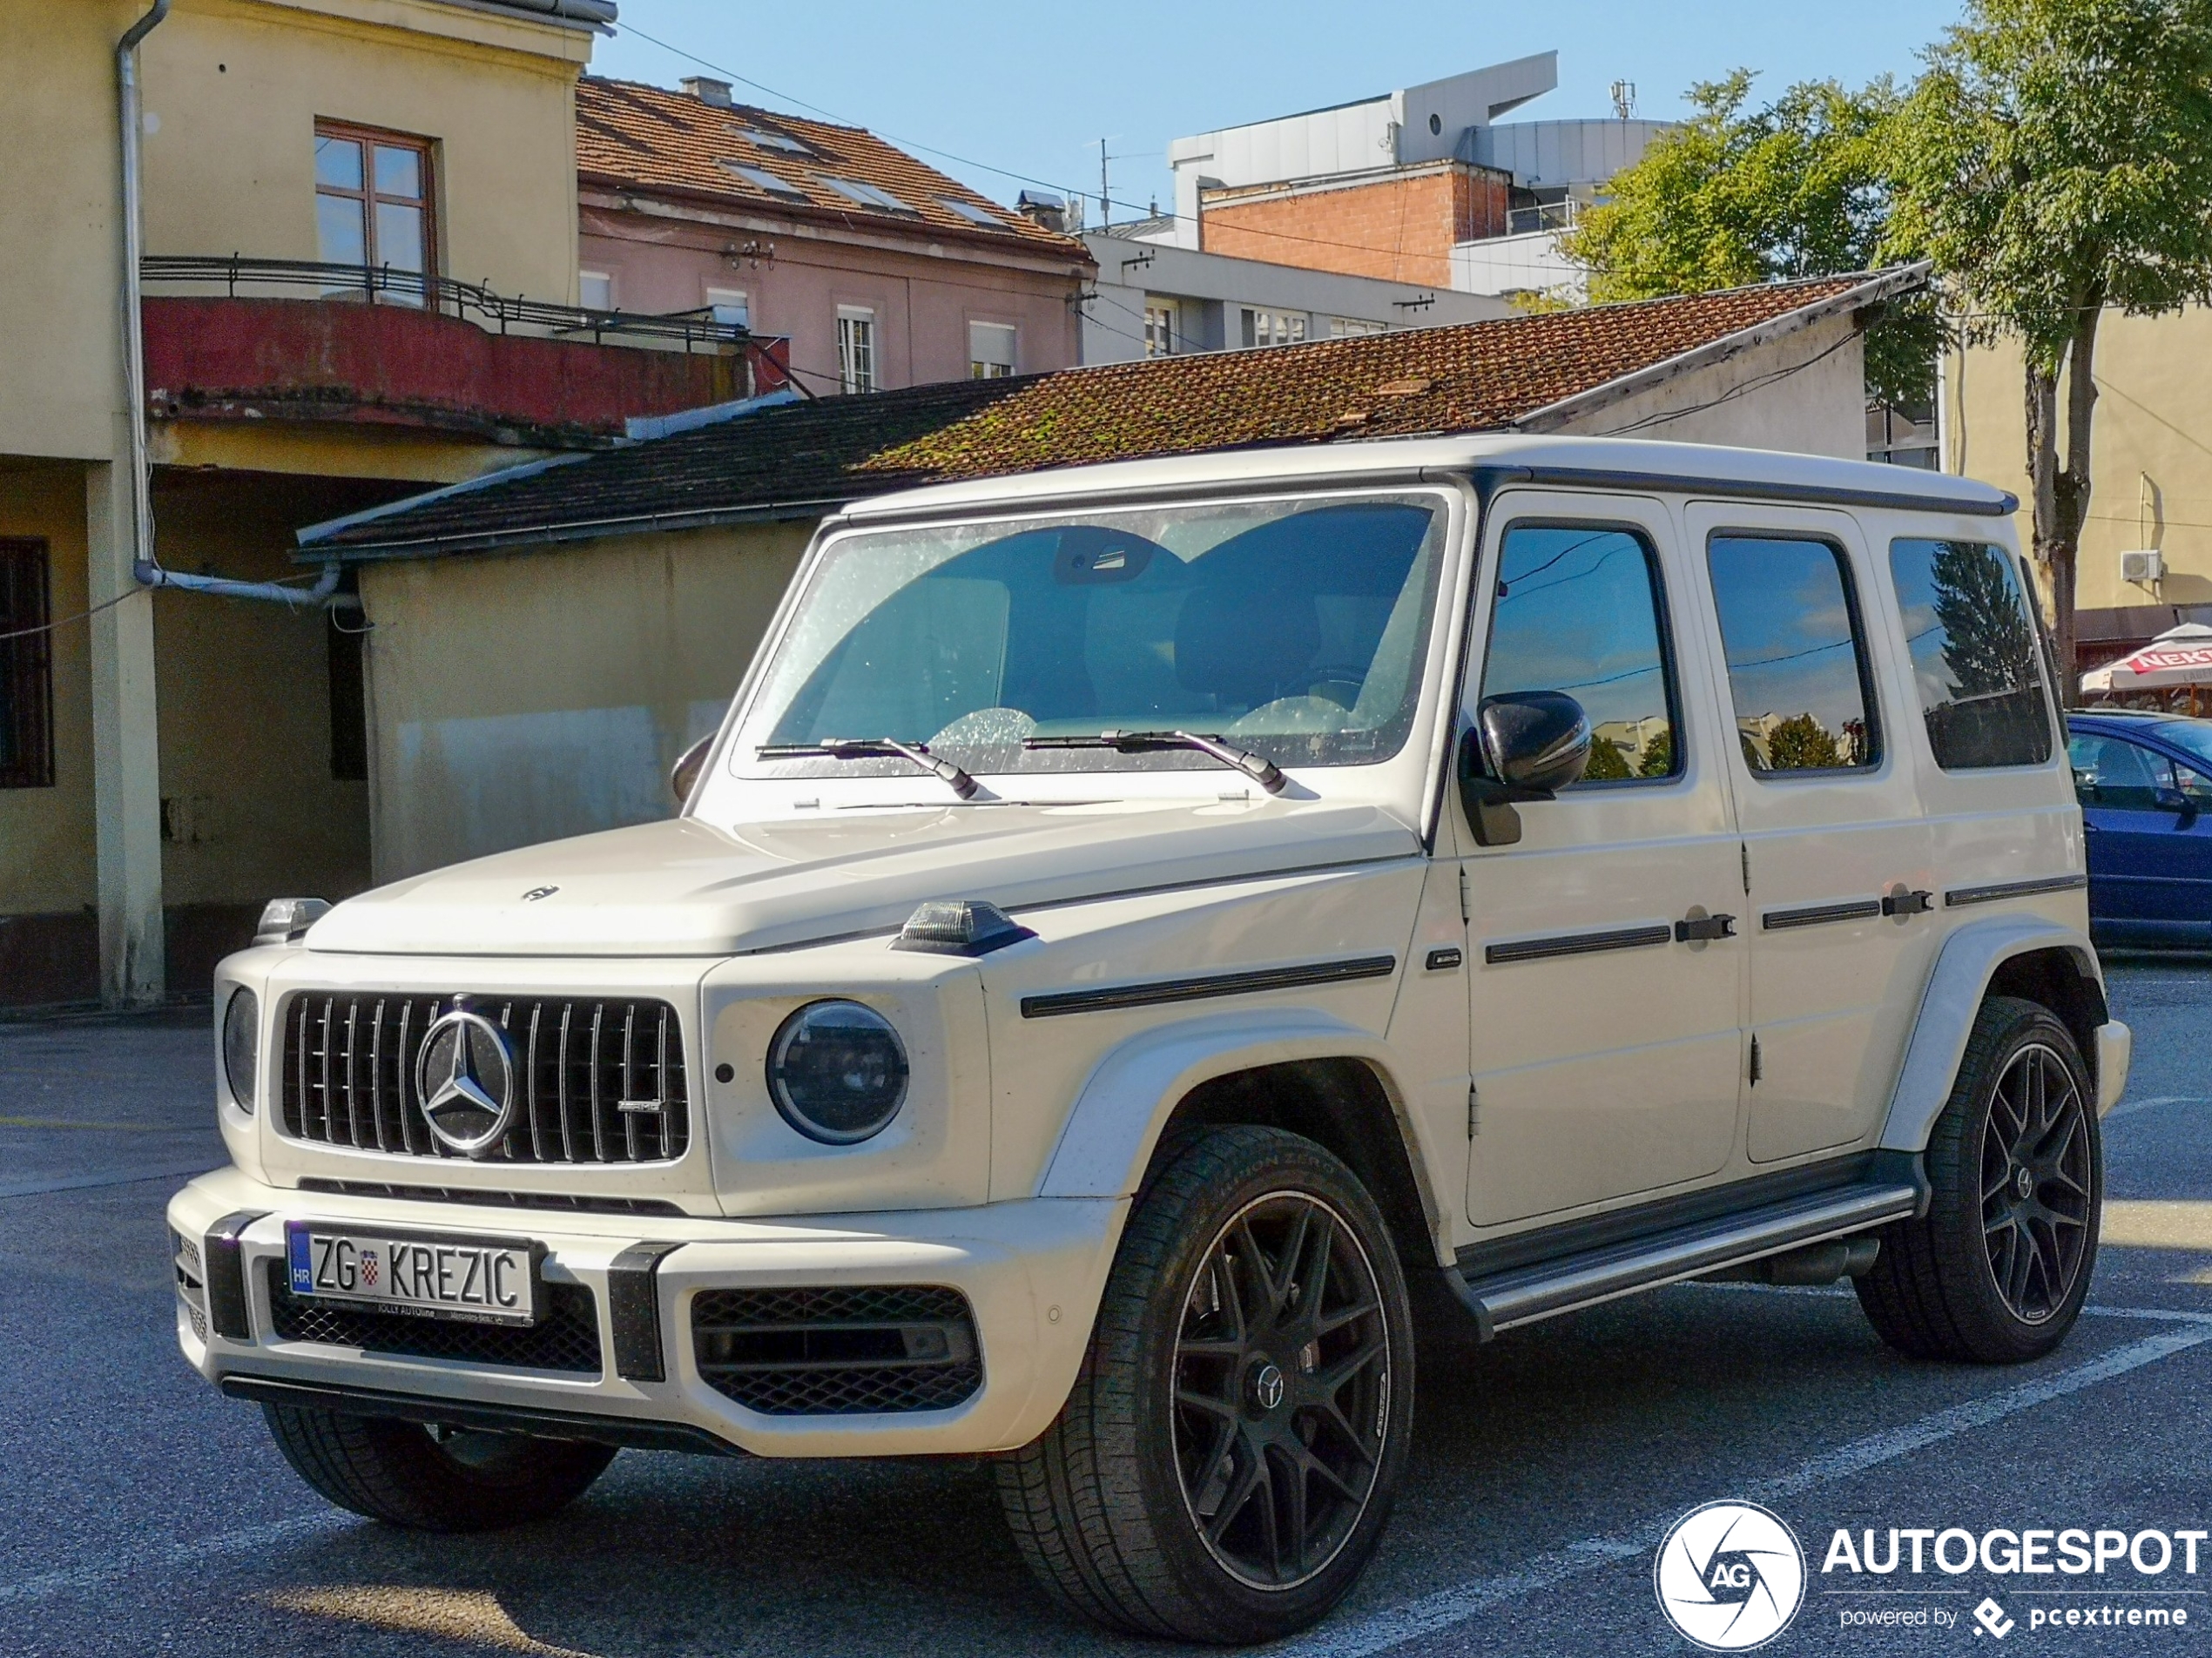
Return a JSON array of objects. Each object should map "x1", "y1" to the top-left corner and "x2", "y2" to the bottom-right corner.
[{"x1": 4, "y1": 962, "x2": 2211, "y2": 1657}]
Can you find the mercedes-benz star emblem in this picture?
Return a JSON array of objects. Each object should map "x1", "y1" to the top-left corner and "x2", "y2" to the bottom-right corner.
[{"x1": 415, "y1": 1008, "x2": 517, "y2": 1157}]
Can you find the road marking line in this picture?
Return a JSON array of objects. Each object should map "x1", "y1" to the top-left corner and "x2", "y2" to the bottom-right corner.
[
  {"x1": 2103, "y1": 1094, "x2": 2208, "y2": 1124},
  {"x1": 1278, "y1": 1324, "x2": 2212, "y2": 1658},
  {"x1": 0, "y1": 1165, "x2": 215, "y2": 1200},
  {"x1": 0, "y1": 1512, "x2": 352, "y2": 1608}
]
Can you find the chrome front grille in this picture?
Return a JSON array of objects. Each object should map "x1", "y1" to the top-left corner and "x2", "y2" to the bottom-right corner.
[{"x1": 278, "y1": 994, "x2": 690, "y2": 1164}]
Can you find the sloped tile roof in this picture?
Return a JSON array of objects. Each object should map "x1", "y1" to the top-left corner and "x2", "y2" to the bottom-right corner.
[
  {"x1": 301, "y1": 272, "x2": 1910, "y2": 561},
  {"x1": 867, "y1": 274, "x2": 1875, "y2": 481},
  {"x1": 577, "y1": 78, "x2": 1090, "y2": 262}
]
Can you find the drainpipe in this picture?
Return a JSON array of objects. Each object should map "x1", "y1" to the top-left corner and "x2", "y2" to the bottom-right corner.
[{"x1": 119, "y1": 0, "x2": 357, "y2": 612}]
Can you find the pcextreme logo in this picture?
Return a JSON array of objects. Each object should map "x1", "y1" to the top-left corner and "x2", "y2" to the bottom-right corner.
[{"x1": 1655, "y1": 1500, "x2": 1808, "y2": 1651}]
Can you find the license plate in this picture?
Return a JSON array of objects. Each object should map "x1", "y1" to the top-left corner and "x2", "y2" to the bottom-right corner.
[{"x1": 284, "y1": 1222, "x2": 542, "y2": 1326}]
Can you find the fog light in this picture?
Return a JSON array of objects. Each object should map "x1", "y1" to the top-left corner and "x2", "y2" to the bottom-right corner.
[
  {"x1": 220, "y1": 986, "x2": 258, "y2": 1113},
  {"x1": 766, "y1": 1000, "x2": 908, "y2": 1144}
]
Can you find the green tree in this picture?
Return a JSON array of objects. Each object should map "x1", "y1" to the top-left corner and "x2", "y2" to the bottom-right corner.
[
  {"x1": 1581, "y1": 735, "x2": 1633, "y2": 781},
  {"x1": 1637, "y1": 727, "x2": 1676, "y2": 778},
  {"x1": 1931, "y1": 540, "x2": 2040, "y2": 695},
  {"x1": 1766, "y1": 713, "x2": 1844, "y2": 771},
  {"x1": 1561, "y1": 71, "x2": 1938, "y2": 405},
  {"x1": 1886, "y1": 0, "x2": 2212, "y2": 695}
]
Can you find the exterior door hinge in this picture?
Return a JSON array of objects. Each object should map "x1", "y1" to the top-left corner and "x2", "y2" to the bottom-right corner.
[
  {"x1": 1457, "y1": 864, "x2": 1472, "y2": 924},
  {"x1": 1740, "y1": 842, "x2": 1751, "y2": 896},
  {"x1": 1467, "y1": 1080, "x2": 1480, "y2": 1138},
  {"x1": 1749, "y1": 1034, "x2": 1763, "y2": 1087}
]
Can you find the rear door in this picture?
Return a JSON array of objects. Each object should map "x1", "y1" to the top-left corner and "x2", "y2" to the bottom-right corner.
[
  {"x1": 1683, "y1": 504, "x2": 1935, "y2": 1166},
  {"x1": 1459, "y1": 493, "x2": 1747, "y2": 1228}
]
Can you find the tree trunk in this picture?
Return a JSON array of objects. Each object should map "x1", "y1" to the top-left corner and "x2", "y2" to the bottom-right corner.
[{"x1": 2023, "y1": 301, "x2": 2101, "y2": 706}]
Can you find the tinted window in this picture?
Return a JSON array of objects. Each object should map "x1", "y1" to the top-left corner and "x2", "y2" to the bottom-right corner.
[
  {"x1": 1708, "y1": 536, "x2": 1878, "y2": 774},
  {"x1": 1888, "y1": 538, "x2": 2052, "y2": 768},
  {"x1": 1476, "y1": 525, "x2": 1679, "y2": 783},
  {"x1": 2067, "y1": 732, "x2": 2171, "y2": 810}
]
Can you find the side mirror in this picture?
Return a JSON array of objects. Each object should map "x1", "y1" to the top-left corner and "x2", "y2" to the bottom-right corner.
[
  {"x1": 671, "y1": 735, "x2": 714, "y2": 805},
  {"x1": 1458, "y1": 691, "x2": 1591, "y2": 847},
  {"x1": 2155, "y1": 785, "x2": 2197, "y2": 819}
]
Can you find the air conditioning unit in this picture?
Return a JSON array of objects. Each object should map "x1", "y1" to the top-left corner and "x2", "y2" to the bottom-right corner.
[{"x1": 2121, "y1": 549, "x2": 2166, "y2": 586}]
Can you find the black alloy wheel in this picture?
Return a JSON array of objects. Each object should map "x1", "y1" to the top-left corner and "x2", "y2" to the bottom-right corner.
[
  {"x1": 996, "y1": 1124, "x2": 1415, "y2": 1642},
  {"x1": 1979, "y1": 1041, "x2": 2094, "y2": 1323},
  {"x1": 1856, "y1": 995, "x2": 2102, "y2": 1364},
  {"x1": 1172, "y1": 1190, "x2": 1393, "y2": 1590}
]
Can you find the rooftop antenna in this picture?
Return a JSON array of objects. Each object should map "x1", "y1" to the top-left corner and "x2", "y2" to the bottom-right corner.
[{"x1": 1610, "y1": 80, "x2": 1636, "y2": 121}]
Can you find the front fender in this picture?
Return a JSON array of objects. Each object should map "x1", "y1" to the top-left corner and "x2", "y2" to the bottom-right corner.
[
  {"x1": 1878, "y1": 917, "x2": 2108, "y2": 1152},
  {"x1": 1035, "y1": 1008, "x2": 1410, "y2": 1202}
]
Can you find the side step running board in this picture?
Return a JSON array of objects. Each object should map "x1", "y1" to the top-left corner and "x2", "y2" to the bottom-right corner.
[{"x1": 1447, "y1": 1179, "x2": 1924, "y2": 1338}]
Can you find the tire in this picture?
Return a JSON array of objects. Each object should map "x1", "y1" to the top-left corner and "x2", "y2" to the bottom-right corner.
[
  {"x1": 996, "y1": 1125, "x2": 1416, "y2": 1643},
  {"x1": 1857, "y1": 996, "x2": 2101, "y2": 1364},
  {"x1": 261, "y1": 1405, "x2": 617, "y2": 1532}
]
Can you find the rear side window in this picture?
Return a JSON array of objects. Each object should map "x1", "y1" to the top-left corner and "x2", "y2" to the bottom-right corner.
[
  {"x1": 1477, "y1": 524, "x2": 1681, "y2": 783},
  {"x1": 1707, "y1": 536, "x2": 1878, "y2": 774},
  {"x1": 1889, "y1": 538, "x2": 2053, "y2": 769}
]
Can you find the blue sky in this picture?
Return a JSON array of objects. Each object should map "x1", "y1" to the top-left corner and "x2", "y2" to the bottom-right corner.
[{"x1": 591, "y1": 2, "x2": 1966, "y2": 226}]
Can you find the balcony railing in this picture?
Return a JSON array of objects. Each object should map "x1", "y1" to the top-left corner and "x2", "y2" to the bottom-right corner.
[
  {"x1": 142, "y1": 255, "x2": 751, "y2": 353},
  {"x1": 1504, "y1": 199, "x2": 1580, "y2": 237}
]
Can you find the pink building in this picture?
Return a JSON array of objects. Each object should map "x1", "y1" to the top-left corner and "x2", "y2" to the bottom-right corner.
[{"x1": 576, "y1": 77, "x2": 1093, "y2": 395}]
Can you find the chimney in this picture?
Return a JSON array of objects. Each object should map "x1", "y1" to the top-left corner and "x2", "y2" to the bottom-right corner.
[
  {"x1": 1016, "y1": 189, "x2": 1068, "y2": 234},
  {"x1": 681, "y1": 76, "x2": 733, "y2": 107}
]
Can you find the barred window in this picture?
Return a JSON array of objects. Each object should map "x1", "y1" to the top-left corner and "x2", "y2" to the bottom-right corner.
[{"x1": 0, "y1": 540, "x2": 54, "y2": 790}]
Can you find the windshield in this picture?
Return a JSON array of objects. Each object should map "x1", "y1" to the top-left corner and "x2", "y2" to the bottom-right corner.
[
  {"x1": 2150, "y1": 718, "x2": 2212, "y2": 770},
  {"x1": 732, "y1": 490, "x2": 1450, "y2": 784}
]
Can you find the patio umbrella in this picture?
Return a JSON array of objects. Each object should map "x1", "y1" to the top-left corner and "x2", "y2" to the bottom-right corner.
[{"x1": 2081, "y1": 622, "x2": 2212, "y2": 695}]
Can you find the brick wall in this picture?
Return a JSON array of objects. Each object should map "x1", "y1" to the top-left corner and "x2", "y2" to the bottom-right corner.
[{"x1": 1200, "y1": 165, "x2": 1510, "y2": 287}]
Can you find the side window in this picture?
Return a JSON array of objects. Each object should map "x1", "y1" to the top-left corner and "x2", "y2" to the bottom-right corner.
[
  {"x1": 1707, "y1": 536, "x2": 1879, "y2": 775},
  {"x1": 1475, "y1": 524, "x2": 1680, "y2": 784},
  {"x1": 1888, "y1": 538, "x2": 2054, "y2": 768},
  {"x1": 2067, "y1": 733, "x2": 2170, "y2": 809}
]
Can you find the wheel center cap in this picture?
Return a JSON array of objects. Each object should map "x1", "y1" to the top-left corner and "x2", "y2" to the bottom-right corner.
[
  {"x1": 1250, "y1": 1362, "x2": 1286, "y2": 1412},
  {"x1": 2015, "y1": 1166, "x2": 2034, "y2": 1201}
]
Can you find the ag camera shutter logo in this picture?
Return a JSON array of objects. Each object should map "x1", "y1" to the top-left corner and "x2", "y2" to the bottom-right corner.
[{"x1": 1655, "y1": 1500, "x2": 1806, "y2": 1650}]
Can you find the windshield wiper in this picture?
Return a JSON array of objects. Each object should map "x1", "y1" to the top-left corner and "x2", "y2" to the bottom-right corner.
[
  {"x1": 1023, "y1": 730, "x2": 1286, "y2": 794},
  {"x1": 757, "y1": 738, "x2": 978, "y2": 799}
]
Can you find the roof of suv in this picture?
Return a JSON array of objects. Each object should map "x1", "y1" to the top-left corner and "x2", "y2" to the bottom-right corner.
[{"x1": 837, "y1": 433, "x2": 2017, "y2": 524}]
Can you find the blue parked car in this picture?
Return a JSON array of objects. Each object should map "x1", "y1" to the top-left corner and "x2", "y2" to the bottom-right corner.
[{"x1": 2067, "y1": 709, "x2": 2212, "y2": 947}]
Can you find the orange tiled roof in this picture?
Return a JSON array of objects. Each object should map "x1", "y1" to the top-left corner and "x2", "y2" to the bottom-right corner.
[
  {"x1": 864, "y1": 274, "x2": 1882, "y2": 480},
  {"x1": 577, "y1": 78, "x2": 1090, "y2": 262}
]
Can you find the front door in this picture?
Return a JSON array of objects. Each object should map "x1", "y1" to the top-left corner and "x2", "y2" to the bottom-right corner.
[
  {"x1": 1460, "y1": 494, "x2": 1747, "y2": 1229},
  {"x1": 1683, "y1": 505, "x2": 1936, "y2": 1165}
]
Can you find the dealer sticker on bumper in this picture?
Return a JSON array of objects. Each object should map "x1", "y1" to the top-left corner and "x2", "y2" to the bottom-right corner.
[{"x1": 284, "y1": 1221, "x2": 541, "y2": 1326}]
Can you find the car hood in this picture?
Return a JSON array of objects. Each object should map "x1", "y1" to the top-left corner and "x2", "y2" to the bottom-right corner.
[{"x1": 304, "y1": 799, "x2": 1425, "y2": 957}]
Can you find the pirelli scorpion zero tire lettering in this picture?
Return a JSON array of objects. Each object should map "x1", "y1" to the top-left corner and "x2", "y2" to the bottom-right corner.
[
  {"x1": 261, "y1": 1404, "x2": 617, "y2": 1532},
  {"x1": 1857, "y1": 995, "x2": 2102, "y2": 1365},
  {"x1": 996, "y1": 1124, "x2": 1416, "y2": 1642}
]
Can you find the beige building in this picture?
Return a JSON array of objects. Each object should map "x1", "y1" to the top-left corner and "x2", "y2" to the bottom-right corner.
[
  {"x1": 299, "y1": 271, "x2": 1919, "y2": 880},
  {"x1": 0, "y1": 0, "x2": 770, "y2": 1008},
  {"x1": 1946, "y1": 313, "x2": 2212, "y2": 675}
]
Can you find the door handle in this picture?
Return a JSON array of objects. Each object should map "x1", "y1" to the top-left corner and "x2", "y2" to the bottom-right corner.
[
  {"x1": 1674, "y1": 913, "x2": 1737, "y2": 942},
  {"x1": 1881, "y1": 889, "x2": 1935, "y2": 916}
]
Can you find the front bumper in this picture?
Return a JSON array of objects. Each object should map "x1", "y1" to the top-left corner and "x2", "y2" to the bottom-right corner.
[{"x1": 167, "y1": 1167, "x2": 1123, "y2": 1458}]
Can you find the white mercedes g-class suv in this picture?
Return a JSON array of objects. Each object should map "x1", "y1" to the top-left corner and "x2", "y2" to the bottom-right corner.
[{"x1": 169, "y1": 435, "x2": 2128, "y2": 1643}]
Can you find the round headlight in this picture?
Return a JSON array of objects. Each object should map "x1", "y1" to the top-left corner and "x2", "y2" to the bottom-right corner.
[
  {"x1": 765, "y1": 1000, "x2": 908, "y2": 1144},
  {"x1": 220, "y1": 987, "x2": 259, "y2": 1113}
]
